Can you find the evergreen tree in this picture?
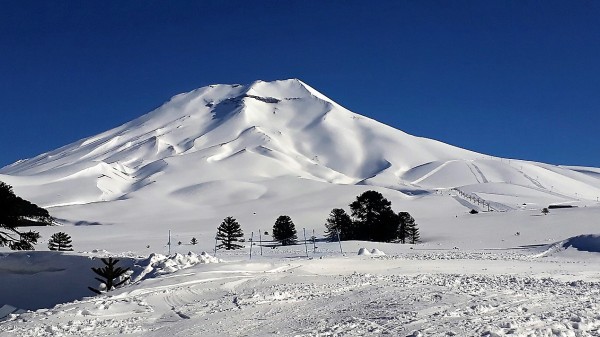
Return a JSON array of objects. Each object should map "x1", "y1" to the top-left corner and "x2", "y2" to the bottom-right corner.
[
  {"x1": 0, "y1": 181, "x2": 51, "y2": 250},
  {"x1": 542, "y1": 207, "x2": 549, "y2": 215},
  {"x1": 48, "y1": 232, "x2": 73, "y2": 251},
  {"x1": 349, "y1": 190, "x2": 399, "y2": 242},
  {"x1": 190, "y1": 237, "x2": 198, "y2": 245},
  {"x1": 397, "y1": 212, "x2": 409, "y2": 244},
  {"x1": 216, "y1": 216, "x2": 244, "y2": 250},
  {"x1": 272, "y1": 215, "x2": 297, "y2": 246},
  {"x1": 398, "y1": 212, "x2": 420, "y2": 244},
  {"x1": 402, "y1": 212, "x2": 420, "y2": 244},
  {"x1": 88, "y1": 257, "x2": 130, "y2": 294},
  {"x1": 324, "y1": 208, "x2": 353, "y2": 241}
]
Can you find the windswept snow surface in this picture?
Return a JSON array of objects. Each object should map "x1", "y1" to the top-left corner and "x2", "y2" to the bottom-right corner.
[
  {"x1": 1, "y1": 79, "x2": 600, "y2": 335},
  {"x1": 2, "y1": 242, "x2": 600, "y2": 337}
]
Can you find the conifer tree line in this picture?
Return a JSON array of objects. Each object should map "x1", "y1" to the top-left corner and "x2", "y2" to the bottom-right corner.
[
  {"x1": 0, "y1": 181, "x2": 52, "y2": 250},
  {"x1": 325, "y1": 190, "x2": 420, "y2": 243}
]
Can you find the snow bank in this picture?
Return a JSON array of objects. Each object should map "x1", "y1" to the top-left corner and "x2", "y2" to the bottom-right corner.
[
  {"x1": 562, "y1": 234, "x2": 600, "y2": 253},
  {"x1": 131, "y1": 251, "x2": 220, "y2": 282},
  {"x1": 535, "y1": 234, "x2": 600, "y2": 258},
  {"x1": 0, "y1": 251, "x2": 220, "y2": 313}
]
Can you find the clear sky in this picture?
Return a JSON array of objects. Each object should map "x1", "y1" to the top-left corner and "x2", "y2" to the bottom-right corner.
[{"x1": 1, "y1": 1, "x2": 599, "y2": 168}]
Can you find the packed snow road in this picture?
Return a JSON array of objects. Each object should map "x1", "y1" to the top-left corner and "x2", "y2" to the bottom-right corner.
[{"x1": 2, "y1": 249, "x2": 600, "y2": 337}]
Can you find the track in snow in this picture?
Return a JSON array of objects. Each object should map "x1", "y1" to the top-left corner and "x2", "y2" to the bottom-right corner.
[{"x1": 2, "y1": 253, "x2": 600, "y2": 337}]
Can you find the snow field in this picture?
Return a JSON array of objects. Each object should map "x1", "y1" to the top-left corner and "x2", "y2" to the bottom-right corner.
[{"x1": 2, "y1": 248, "x2": 600, "y2": 336}]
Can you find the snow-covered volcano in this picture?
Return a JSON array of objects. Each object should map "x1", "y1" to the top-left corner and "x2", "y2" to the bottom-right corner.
[{"x1": 1, "y1": 79, "x2": 599, "y2": 246}]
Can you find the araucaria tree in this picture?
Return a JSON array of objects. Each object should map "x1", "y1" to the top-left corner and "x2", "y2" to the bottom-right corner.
[
  {"x1": 349, "y1": 190, "x2": 399, "y2": 242},
  {"x1": 273, "y1": 215, "x2": 297, "y2": 246},
  {"x1": 324, "y1": 208, "x2": 353, "y2": 241},
  {"x1": 216, "y1": 216, "x2": 244, "y2": 250},
  {"x1": 398, "y1": 212, "x2": 420, "y2": 244},
  {"x1": 0, "y1": 181, "x2": 52, "y2": 250},
  {"x1": 48, "y1": 232, "x2": 73, "y2": 251},
  {"x1": 88, "y1": 257, "x2": 130, "y2": 294}
]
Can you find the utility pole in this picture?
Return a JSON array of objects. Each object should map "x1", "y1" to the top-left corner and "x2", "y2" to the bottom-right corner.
[
  {"x1": 168, "y1": 230, "x2": 171, "y2": 255},
  {"x1": 312, "y1": 229, "x2": 316, "y2": 253},
  {"x1": 249, "y1": 232, "x2": 254, "y2": 260},
  {"x1": 259, "y1": 229, "x2": 263, "y2": 256},
  {"x1": 214, "y1": 235, "x2": 218, "y2": 256},
  {"x1": 336, "y1": 229, "x2": 343, "y2": 255},
  {"x1": 303, "y1": 228, "x2": 309, "y2": 258}
]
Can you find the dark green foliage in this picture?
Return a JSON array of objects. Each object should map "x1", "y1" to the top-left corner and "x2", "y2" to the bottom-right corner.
[
  {"x1": 398, "y1": 212, "x2": 420, "y2": 244},
  {"x1": 272, "y1": 215, "x2": 297, "y2": 246},
  {"x1": 0, "y1": 181, "x2": 52, "y2": 250},
  {"x1": 397, "y1": 212, "x2": 410, "y2": 244},
  {"x1": 190, "y1": 237, "x2": 198, "y2": 245},
  {"x1": 48, "y1": 232, "x2": 73, "y2": 251},
  {"x1": 349, "y1": 190, "x2": 399, "y2": 242},
  {"x1": 216, "y1": 216, "x2": 244, "y2": 250},
  {"x1": 88, "y1": 257, "x2": 130, "y2": 294},
  {"x1": 324, "y1": 208, "x2": 353, "y2": 241}
]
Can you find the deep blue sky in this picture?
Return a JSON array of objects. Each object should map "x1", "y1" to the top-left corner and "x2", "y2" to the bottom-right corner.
[{"x1": 2, "y1": 1, "x2": 599, "y2": 168}]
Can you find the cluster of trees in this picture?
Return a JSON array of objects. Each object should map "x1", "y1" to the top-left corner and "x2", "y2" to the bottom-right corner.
[
  {"x1": 1, "y1": 181, "x2": 80, "y2": 251},
  {"x1": 0, "y1": 181, "x2": 52, "y2": 250},
  {"x1": 325, "y1": 190, "x2": 420, "y2": 243},
  {"x1": 2, "y1": 181, "x2": 419, "y2": 254},
  {"x1": 216, "y1": 191, "x2": 421, "y2": 248}
]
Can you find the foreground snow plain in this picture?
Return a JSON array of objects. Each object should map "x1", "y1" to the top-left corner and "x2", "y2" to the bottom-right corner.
[{"x1": 2, "y1": 215, "x2": 600, "y2": 337}]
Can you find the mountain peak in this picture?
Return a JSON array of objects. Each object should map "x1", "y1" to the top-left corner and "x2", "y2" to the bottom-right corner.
[{"x1": 244, "y1": 78, "x2": 320, "y2": 101}]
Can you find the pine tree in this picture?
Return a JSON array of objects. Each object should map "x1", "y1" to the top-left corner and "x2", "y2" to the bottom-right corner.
[
  {"x1": 0, "y1": 181, "x2": 51, "y2": 250},
  {"x1": 88, "y1": 257, "x2": 130, "y2": 294},
  {"x1": 48, "y1": 232, "x2": 73, "y2": 251},
  {"x1": 190, "y1": 237, "x2": 198, "y2": 245},
  {"x1": 216, "y1": 216, "x2": 244, "y2": 250},
  {"x1": 324, "y1": 208, "x2": 353, "y2": 241},
  {"x1": 349, "y1": 190, "x2": 399, "y2": 242},
  {"x1": 272, "y1": 215, "x2": 297, "y2": 246},
  {"x1": 397, "y1": 212, "x2": 410, "y2": 244},
  {"x1": 400, "y1": 212, "x2": 420, "y2": 244}
]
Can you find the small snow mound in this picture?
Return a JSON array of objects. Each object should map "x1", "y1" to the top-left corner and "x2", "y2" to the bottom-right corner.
[
  {"x1": 370, "y1": 249, "x2": 386, "y2": 256},
  {"x1": 562, "y1": 234, "x2": 600, "y2": 253},
  {"x1": 357, "y1": 248, "x2": 371, "y2": 256},
  {"x1": 536, "y1": 234, "x2": 600, "y2": 257}
]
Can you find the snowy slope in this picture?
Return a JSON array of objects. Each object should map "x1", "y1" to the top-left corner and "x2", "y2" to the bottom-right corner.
[{"x1": 1, "y1": 78, "x2": 599, "y2": 246}]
